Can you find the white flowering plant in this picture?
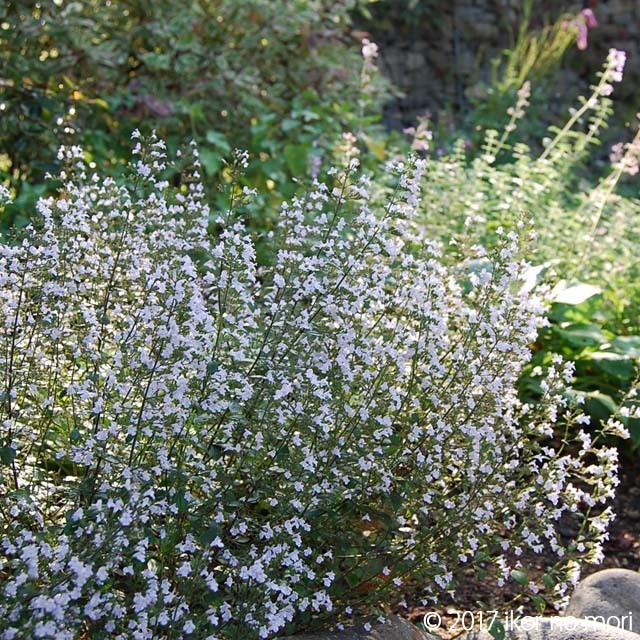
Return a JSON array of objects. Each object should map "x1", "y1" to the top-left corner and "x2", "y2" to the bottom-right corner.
[
  {"x1": 411, "y1": 49, "x2": 640, "y2": 446},
  {"x1": 0, "y1": 132, "x2": 624, "y2": 640}
]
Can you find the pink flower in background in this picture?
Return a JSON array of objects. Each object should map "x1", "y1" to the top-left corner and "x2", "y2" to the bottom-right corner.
[
  {"x1": 563, "y1": 8, "x2": 598, "y2": 50},
  {"x1": 581, "y1": 8, "x2": 597, "y2": 28},
  {"x1": 576, "y1": 22, "x2": 588, "y2": 50},
  {"x1": 403, "y1": 115, "x2": 433, "y2": 153}
]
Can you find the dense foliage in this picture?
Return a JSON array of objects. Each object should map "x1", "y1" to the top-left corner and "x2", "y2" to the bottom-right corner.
[{"x1": 0, "y1": 0, "x2": 390, "y2": 238}]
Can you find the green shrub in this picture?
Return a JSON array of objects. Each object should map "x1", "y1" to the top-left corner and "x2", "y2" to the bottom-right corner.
[
  {"x1": 0, "y1": 0, "x2": 391, "y2": 238},
  {"x1": 0, "y1": 135, "x2": 625, "y2": 638},
  {"x1": 523, "y1": 290, "x2": 640, "y2": 446}
]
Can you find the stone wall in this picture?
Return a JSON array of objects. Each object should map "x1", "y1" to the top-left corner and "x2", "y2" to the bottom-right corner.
[{"x1": 360, "y1": 0, "x2": 640, "y2": 131}]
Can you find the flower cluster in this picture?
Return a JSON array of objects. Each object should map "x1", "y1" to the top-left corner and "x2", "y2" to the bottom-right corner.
[
  {"x1": 598, "y1": 48, "x2": 626, "y2": 97},
  {"x1": 0, "y1": 136, "x2": 620, "y2": 639},
  {"x1": 361, "y1": 38, "x2": 379, "y2": 64}
]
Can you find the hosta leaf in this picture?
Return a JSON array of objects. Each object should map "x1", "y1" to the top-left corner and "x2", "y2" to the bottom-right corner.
[
  {"x1": 551, "y1": 281, "x2": 601, "y2": 305},
  {"x1": 585, "y1": 352, "x2": 636, "y2": 380},
  {"x1": 556, "y1": 323, "x2": 606, "y2": 347}
]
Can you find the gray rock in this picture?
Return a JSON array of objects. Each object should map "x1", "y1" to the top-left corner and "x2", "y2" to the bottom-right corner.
[
  {"x1": 463, "y1": 616, "x2": 638, "y2": 640},
  {"x1": 566, "y1": 569, "x2": 640, "y2": 633},
  {"x1": 277, "y1": 615, "x2": 431, "y2": 640}
]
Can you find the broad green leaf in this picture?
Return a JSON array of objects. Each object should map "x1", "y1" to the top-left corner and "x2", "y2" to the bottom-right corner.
[
  {"x1": 283, "y1": 144, "x2": 308, "y2": 175},
  {"x1": 541, "y1": 573, "x2": 555, "y2": 589},
  {"x1": 582, "y1": 391, "x2": 617, "y2": 421},
  {"x1": 274, "y1": 446, "x2": 290, "y2": 463},
  {"x1": 556, "y1": 323, "x2": 606, "y2": 348},
  {"x1": 208, "y1": 444, "x2": 224, "y2": 460},
  {"x1": 140, "y1": 52, "x2": 170, "y2": 71},
  {"x1": 205, "y1": 130, "x2": 231, "y2": 153},
  {"x1": 585, "y1": 352, "x2": 637, "y2": 380},
  {"x1": 385, "y1": 491, "x2": 402, "y2": 511},
  {"x1": 530, "y1": 594, "x2": 546, "y2": 613},
  {"x1": 198, "y1": 523, "x2": 222, "y2": 546},
  {"x1": 551, "y1": 281, "x2": 601, "y2": 305},
  {"x1": 300, "y1": 109, "x2": 320, "y2": 122},
  {"x1": 199, "y1": 148, "x2": 222, "y2": 175},
  {"x1": 612, "y1": 336, "x2": 640, "y2": 358},
  {"x1": 627, "y1": 417, "x2": 640, "y2": 449},
  {"x1": 281, "y1": 118, "x2": 298, "y2": 133}
]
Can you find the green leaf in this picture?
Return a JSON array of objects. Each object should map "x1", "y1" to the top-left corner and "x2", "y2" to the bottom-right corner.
[
  {"x1": 274, "y1": 446, "x2": 290, "y2": 463},
  {"x1": 511, "y1": 569, "x2": 528, "y2": 585},
  {"x1": 582, "y1": 391, "x2": 617, "y2": 422},
  {"x1": 0, "y1": 446, "x2": 16, "y2": 466},
  {"x1": 585, "y1": 352, "x2": 636, "y2": 380},
  {"x1": 140, "y1": 52, "x2": 171, "y2": 71},
  {"x1": 530, "y1": 594, "x2": 546, "y2": 613},
  {"x1": 174, "y1": 490, "x2": 188, "y2": 514},
  {"x1": 541, "y1": 573, "x2": 555, "y2": 589},
  {"x1": 385, "y1": 491, "x2": 402, "y2": 512},
  {"x1": 198, "y1": 523, "x2": 222, "y2": 546},
  {"x1": 281, "y1": 118, "x2": 298, "y2": 133},
  {"x1": 205, "y1": 130, "x2": 231, "y2": 153},
  {"x1": 199, "y1": 148, "x2": 222, "y2": 175},
  {"x1": 208, "y1": 444, "x2": 224, "y2": 460},
  {"x1": 612, "y1": 336, "x2": 640, "y2": 358},
  {"x1": 345, "y1": 568, "x2": 364, "y2": 587},
  {"x1": 86, "y1": 97, "x2": 110, "y2": 110},
  {"x1": 299, "y1": 109, "x2": 320, "y2": 122},
  {"x1": 283, "y1": 144, "x2": 308, "y2": 175},
  {"x1": 489, "y1": 620, "x2": 506, "y2": 640},
  {"x1": 626, "y1": 416, "x2": 640, "y2": 449},
  {"x1": 551, "y1": 281, "x2": 601, "y2": 305},
  {"x1": 13, "y1": 215, "x2": 31, "y2": 229},
  {"x1": 555, "y1": 323, "x2": 606, "y2": 348}
]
